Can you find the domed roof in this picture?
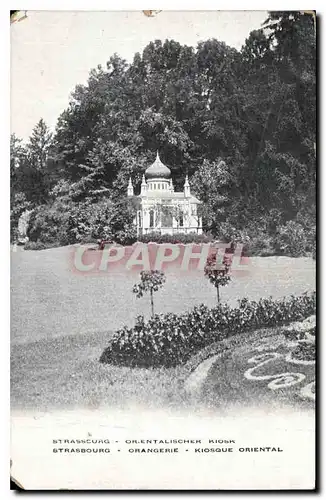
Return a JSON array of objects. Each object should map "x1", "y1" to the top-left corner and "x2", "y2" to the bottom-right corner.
[{"x1": 145, "y1": 152, "x2": 171, "y2": 179}]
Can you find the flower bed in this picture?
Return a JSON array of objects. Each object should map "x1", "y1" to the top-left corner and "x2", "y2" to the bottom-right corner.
[
  {"x1": 291, "y1": 341, "x2": 316, "y2": 362},
  {"x1": 100, "y1": 291, "x2": 316, "y2": 368},
  {"x1": 281, "y1": 315, "x2": 316, "y2": 341}
]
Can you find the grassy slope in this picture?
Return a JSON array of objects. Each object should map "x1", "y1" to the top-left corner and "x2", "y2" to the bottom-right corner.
[{"x1": 11, "y1": 329, "x2": 190, "y2": 412}]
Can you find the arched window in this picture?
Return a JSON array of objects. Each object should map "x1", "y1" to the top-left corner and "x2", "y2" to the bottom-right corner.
[
  {"x1": 149, "y1": 209, "x2": 155, "y2": 228},
  {"x1": 162, "y1": 207, "x2": 173, "y2": 227}
]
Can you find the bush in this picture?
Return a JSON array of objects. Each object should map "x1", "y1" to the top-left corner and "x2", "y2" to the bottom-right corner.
[
  {"x1": 100, "y1": 291, "x2": 316, "y2": 368},
  {"x1": 24, "y1": 240, "x2": 47, "y2": 250},
  {"x1": 275, "y1": 220, "x2": 309, "y2": 257},
  {"x1": 218, "y1": 215, "x2": 316, "y2": 258},
  {"x1": 26, "y1": 196, "x2": 137, "y2": 247},
  {"x1": 217, "y1": 222, "x2": 277, "y2": 257},
  {"x1": 242, "y1": 235, "x2": 276, "y2": 257},
  {"x1": 291, "y1": 341, "x2": 315, "y2": 361},
  {"x1": 27, "y1": 200, "x2": 78, "y2": 246},
  {"x1": 138, "y1": 232, "x2": 214, "y2": 244},
  {"x1": 281, "y1": 315, "x2": 316, "y2": 341}
]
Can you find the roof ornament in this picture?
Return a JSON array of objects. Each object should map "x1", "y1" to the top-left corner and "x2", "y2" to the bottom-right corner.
[
  {"x1": 145, "y1": 151, "x2": 171, "y2": 179},
  {"x1": 184, "y1": 173, "x2": 190, "y2": 197},
  {"x1": 127, "y1": 177, "x2": 134, "y2": 196}
]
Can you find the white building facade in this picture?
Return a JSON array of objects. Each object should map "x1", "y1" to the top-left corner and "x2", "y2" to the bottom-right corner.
[{"x1": 127, "y1": 152, "x2": 202, "y2": 236}]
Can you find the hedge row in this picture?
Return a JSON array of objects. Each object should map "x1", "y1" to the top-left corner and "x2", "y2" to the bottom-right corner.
[
  {"x1": 100, "y1": 291, "x2": 316, "y2": 368},
  {"x1": 137, "y1": 232, "x2": 214, "y2": 244}
]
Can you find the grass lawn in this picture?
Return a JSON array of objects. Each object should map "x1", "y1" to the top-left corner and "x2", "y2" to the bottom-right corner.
[
  {"x1": 11, "y1": 245, "x2": 316, "y2": 412},
  {"x1": 11, "y1": 329, "x2": 191, "y2": 412},
  {"x1": 11, "y1": 245, "x2": 316, "y2": 344}
]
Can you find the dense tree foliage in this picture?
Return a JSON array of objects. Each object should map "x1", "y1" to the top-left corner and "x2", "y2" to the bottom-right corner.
[{"x1": 11, "y1": 12, "x2": 316, "y2": 255}]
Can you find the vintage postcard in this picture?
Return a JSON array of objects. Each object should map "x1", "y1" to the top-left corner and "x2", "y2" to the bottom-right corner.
[{"x1": 10, "y1": 10, "x2": 316, "y2": 490}]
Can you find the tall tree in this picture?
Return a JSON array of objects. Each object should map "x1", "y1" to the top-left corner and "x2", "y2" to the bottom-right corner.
[
  {"x1": 17, "y1": 119, "x2": 53, "y2": 204},
  {"x1": 27, "y1": 118, "x2": 52, "y2": 171},
  {"x1": 41, "y1": 26, "x2": 315, "y2": 248},
  {"x1": 10, "y1": 134, "x2": 31, "y2": 240},
  {"x1": 191, "y1": 159, "x2": 236, "y2": 234},
  {"x1": 10, "y1": 133, "x2": 26, "y2": 194}
]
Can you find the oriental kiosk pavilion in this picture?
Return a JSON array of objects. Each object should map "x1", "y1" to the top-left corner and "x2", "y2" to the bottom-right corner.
[{"x1": 127, "y1": 152, "x2": 202, "y2": 236}]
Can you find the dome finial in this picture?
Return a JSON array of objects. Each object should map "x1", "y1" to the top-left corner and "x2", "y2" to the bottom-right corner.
[{"x1": 145, "y1": 150, "x2": 171, "y2": 179}]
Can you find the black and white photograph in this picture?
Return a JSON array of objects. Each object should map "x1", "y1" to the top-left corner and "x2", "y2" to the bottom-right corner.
[{"x1": 10, "y1": 9, "x2": 316, "y2": 490}]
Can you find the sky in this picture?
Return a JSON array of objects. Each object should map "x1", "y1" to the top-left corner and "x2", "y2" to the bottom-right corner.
[{"x1": 11, "y1": 10, "x2": 268, "y2": 141}]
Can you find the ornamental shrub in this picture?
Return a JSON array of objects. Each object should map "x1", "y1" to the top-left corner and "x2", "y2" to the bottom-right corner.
[
  {"x1": 100, "y1": 291, "x2": 316, "y2": 368},
  {"x1": 204, "y1": 251, "x2": 232, "y2": 304},
  {"x1": 132, "y1": 270, "x2": 166, "y2": 317}
]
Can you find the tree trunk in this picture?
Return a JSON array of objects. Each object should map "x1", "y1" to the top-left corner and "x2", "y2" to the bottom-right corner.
[
  {"x1": 150, "y1": 289, "x2": 154, "y2": 317},
  {"x1": 216, "y1": 285, "x2": 220, "y2": 305}
]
